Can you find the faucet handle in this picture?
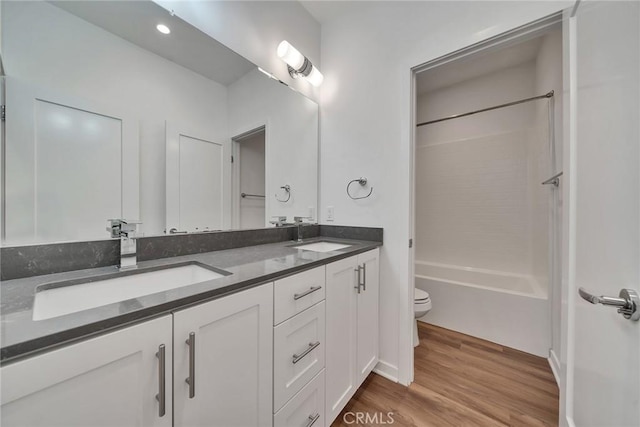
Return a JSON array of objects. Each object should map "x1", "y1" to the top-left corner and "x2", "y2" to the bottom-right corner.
[
  {"x1": 107, "y1": 219, "x2": 141, "y2": 237},
  {"x1": 293, "y1": 216, "x2": 313, "y2": 224},
  {"x1": 270, "y1": 216, "x2": 287, "y2": 227}
]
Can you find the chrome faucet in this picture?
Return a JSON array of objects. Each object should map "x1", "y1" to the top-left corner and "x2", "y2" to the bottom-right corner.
[
  {"x1": 107, "y1": 219, "x2": 141, "y2": 270},
  {"x1": 294, "y1": 216, "x2": 312, "y2": 243}
]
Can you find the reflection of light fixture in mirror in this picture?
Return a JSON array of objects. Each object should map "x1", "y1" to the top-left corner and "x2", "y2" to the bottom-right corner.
[
  {"x1": 156, "y1": 24, "x2": 171, "y2": 35},
  {"x1": 277, "y1": 41, "x2": 323, "y2": 87},
  {"x1": 258, "y1": 67, "x2": 278, "y2": 80}
]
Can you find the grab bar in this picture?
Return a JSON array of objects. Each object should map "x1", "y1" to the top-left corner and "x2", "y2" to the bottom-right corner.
[
  {"x1": 241, "y1": 193, "x2": 265, "y2": 198},
  {"x1": 542, "y1": 171, "x2": 563, "y2": 187}
]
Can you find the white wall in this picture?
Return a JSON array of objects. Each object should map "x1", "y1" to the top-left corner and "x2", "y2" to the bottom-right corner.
[
  {"x1": 154, "y1": 0, "x2": 321, "y2": 102},
  {"x1": 318, "y1": 1, "x2": 573, "y2": 384},
  {"x1": 228, "y1": 69, "x2": 319, "y2": 223},
  {"x1": 2, "y1": 1, "x2": 228, "y2": 237}
]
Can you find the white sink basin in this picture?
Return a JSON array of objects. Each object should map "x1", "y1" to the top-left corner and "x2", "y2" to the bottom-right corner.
[
  {"x1": 294, "y1": 242, "x2": 352, "y2": 253},
  {"x1": 33, "y1": 263, "x2": 229, "y2": 321}
]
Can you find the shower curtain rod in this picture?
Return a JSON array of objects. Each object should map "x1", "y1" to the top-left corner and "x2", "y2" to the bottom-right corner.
[{"x1": 416, "y1": 90, "x2": 554, "y2": 127}]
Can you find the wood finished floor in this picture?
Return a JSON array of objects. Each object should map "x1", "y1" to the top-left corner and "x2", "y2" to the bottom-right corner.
[{"x1": 332, "y1": 322, "x2": 559, "y2": 427}]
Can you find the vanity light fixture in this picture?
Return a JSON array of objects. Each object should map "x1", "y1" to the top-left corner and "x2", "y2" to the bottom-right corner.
[
  {"x1": 156, "y1": 24, "x2": 171, "y2": 35},
  {"x1": 277, "y1": 40, "x2": 323, "y2": 87}
]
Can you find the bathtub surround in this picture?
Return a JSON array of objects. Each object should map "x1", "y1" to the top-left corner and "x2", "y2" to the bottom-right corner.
[
  {"x1": 412, "y1": 27, "x2": 562, "y2": 358},
  {"x1": 0, "y1": 225, "x2": 382, "y2": 281}
]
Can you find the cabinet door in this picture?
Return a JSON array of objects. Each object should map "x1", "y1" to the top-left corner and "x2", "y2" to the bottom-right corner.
[
  {"x1": 356, "y1": 249, "x2": 380, "y2": 386},
  {"x1": 173, "y1": 284, "x2": 273, "y2": 427},
  {"x1": 1, "y1": 315, "x2": 172, "y2": 427},
  {"x1": 325, "y1": 256, "x2": 358, "y2": 424}
]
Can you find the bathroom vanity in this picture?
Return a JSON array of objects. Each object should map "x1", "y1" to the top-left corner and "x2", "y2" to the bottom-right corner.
[{"x1": 0, "y1": 237, "x2": 380, "y2": 427}]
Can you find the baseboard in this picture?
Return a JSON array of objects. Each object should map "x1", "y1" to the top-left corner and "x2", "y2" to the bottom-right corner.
[
  {"x1": 548, "y1": 349, "x2": 561, "y2": 387},
  {"x1": 373, "y1": 360, "x2": 399, "y2": 383}
]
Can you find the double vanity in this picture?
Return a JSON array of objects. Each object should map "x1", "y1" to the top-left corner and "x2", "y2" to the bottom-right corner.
[{"x1": 0, "y1": 230, "x2": 381, "y2": 427}]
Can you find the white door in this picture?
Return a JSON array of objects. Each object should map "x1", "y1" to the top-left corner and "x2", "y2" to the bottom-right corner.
[
  {"x1": 4, "y1": 78, "x2": 139, "y2": 244},
  {"x1": 356, "y1": 249, "x2": 380, "y2": 386},
  {"x1": 166, "y1": 122, "x2": 230, "y2": 233},
  {"x1": 567, "y1": 2, "x2": 640, "y2": 426},
  {"x1": 0, "y1": 316, "x2": 173, "y2": 427},
  {"x1": 325, "y1": 256, "x2": 358, "y2": 423},
  {"x1": 173, "y1": 284, "x2": 273, "y2": 427}
]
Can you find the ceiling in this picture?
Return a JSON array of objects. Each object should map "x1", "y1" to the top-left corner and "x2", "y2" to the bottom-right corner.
[
  {"x1": 416, "y1": 36, "x2": 544, "y2": 95},
  {"x1": 51, "y1": 0, "x2": 255, "y2": 86},
  {"x1": 299, "y1": 1, "x2": 366, "y2": 25}
]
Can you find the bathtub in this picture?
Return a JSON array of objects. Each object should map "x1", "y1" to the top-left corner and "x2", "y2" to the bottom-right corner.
[{"x1": 415, "y1": 261, "x2": 550, "y2": 357}]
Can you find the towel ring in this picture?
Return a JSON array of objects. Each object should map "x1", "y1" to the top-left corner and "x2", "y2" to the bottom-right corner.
[
  {"x1": 346, "y1": 177, "x2": 373, "y2": 200},
  {"x1": 275, "y1": 184, "x2": 291, "y2": 202}
]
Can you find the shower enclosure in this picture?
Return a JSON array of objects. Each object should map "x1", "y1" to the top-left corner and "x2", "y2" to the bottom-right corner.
[{"x1": 413, "y1": 29, "x2": 562, "y2": 357}]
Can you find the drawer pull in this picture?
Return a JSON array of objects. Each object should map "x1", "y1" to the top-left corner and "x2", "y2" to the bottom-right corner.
[
  {"x1": 155, "y1": 344, "x2": 166, "y2": 417},
  {"x1": 185, "y1": 332, "x2": 195, "y2": 399},
  {"x1": 306, "y1": 413, "x2": 320, "y2": 427},
  {"x1": 292, "y1": 341, "x2": 320, "y2": 364},
  {"x1": 293, "y1": 286, "x2": 322, "y2": 301}
]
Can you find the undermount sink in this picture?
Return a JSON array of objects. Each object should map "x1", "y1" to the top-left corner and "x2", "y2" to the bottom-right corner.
[
  {"x1": 32, "y1": 262, "x2": 230, "y2": 321},
  {"x1": 293, "y1": 241, "x2": 352, "y2": 253}
]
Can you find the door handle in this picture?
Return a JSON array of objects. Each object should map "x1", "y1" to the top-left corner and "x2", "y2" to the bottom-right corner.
[
  {"x1": 578, "y1": 287, "x2": 639, "y2": 321},
  {"x1": 155, "y1": 344, "x2": 166, "y2": 417},
  {"x1": 185, "y1": 332, "x2": 196, "y2": 398},
  {"x1": 354, "y1": 266, "x2": 362, "y2": 294},
  {"x1": 361, "y1": 263, "x2": 367, "y2": 291}
]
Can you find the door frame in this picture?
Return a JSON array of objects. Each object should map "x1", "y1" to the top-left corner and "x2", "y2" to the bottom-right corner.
[
  {"x1": 231, "y1": 124, "x2": 267, "y2": 229},
  {"x1": 406, "y1": 10, "x2": 568, "y2": 393}
]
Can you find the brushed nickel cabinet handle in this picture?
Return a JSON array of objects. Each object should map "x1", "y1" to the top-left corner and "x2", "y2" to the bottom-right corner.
[
  {"x1": 155, "y1": 344, "x2": 166, "y2": 417},
  {"x1": 354, "y1": 266, "x2": 362, "y2": 294},
  {"x1": 306, "y1": 413, "x2": 320, "y2": 427},
  {"x1": 292, "y1": 341, "x2": 320, "y2": 364},
  {"x1": 294, "y1": 286, "x2": 322, "y2": 301},
  {"x1": 185, "y1": 332, "x2": 195, "y2": 398},
  {"x1": 362, "y1": 263, "x2": 367, "y2": 291}
]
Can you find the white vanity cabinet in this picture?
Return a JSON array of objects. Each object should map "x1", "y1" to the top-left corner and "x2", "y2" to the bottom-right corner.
[
  {"x1": 173, "y1": 283, "x2": 274, "y2": 427},
  {"x1": 1, "y1": 247, "x2": 380, "y2": 427},
  {"x1": 0, "y1": 315, "x2": 173, "y2": 427},
  {"x1": 325, "y1": 249, "x2": 380, "y2": 424}
]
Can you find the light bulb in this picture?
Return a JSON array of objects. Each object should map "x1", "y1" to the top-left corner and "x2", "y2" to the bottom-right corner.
[
  {"x1": 277, "y1": 40, "x2": 305, "y2": 70},
  {"x1": 306, "y1": 66, "x2": 324, "y2": 87},
  {"x1": 156, "y1": 24, "x2": 171, "y2": 35}
]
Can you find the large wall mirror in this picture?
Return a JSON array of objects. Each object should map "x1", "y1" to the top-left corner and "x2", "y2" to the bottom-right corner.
[{"x1": 0, "y1": 0, "x2": 319, "y2": 245}]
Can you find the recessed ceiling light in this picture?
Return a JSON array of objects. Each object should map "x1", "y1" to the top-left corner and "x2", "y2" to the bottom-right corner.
[{"x1": 156, "y1": 24, "x2": 171, "y2": 35}]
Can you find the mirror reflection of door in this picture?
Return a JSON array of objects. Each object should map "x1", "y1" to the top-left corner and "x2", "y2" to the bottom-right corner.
[
  {"x1": 233, "y1": 127, "x2": 266, "y2": 229},
  {"x1": 166, "y1": 122, "x2": 231, "y2": 234}
]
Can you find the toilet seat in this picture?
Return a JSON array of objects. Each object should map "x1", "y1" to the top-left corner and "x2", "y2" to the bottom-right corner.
[{"x1": 414, "y1": 288, "x2": 430, "y2": 302}]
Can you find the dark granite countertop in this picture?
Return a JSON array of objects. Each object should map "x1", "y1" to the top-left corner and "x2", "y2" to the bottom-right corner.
[{"x1": 1, "y1": 237, "x2": 381, "y2": 364}]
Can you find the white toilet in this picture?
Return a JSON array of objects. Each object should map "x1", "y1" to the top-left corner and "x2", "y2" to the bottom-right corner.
[{"x1": 414, "y1": 288, "x2": 432, "y2": 347}]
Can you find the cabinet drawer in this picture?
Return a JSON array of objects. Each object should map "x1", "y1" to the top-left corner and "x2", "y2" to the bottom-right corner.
[
  {"x1": 274, "y1": 369, "x2": 325, "y2": 427},
  {"x1": 274, "y1": 301, "x2": 325, "y2": 411},
  {"x1": 274, "y1": 267, "x2": 325, "y2": 325}
]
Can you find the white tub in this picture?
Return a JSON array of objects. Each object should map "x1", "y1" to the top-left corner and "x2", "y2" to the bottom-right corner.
[{"x1": 415, "y1": 261, "x2": 550, "y2": 357}]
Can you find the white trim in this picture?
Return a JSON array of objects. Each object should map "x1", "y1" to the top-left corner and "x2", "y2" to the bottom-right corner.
[
  {"x1": 373, "y1": 361, "x2": 399, "y2": 383},
  {"x1": 548, "y1": 349, "x2": 561, "y2": 388},
  {"x1": 560, "y1": 8, "x2": 578, "y2": 427}
]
